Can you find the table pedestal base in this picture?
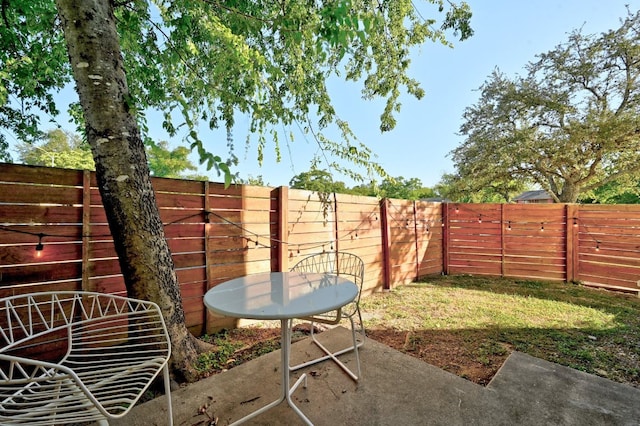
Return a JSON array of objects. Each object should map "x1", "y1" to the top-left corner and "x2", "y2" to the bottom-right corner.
[{"x1": 229, "y1": 319, "x2": 313, "y2": 426}]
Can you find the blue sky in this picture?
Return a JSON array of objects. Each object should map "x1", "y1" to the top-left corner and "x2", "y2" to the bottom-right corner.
[{"x1": 9, "y1": 1, "x2": 639, "y2": 188}]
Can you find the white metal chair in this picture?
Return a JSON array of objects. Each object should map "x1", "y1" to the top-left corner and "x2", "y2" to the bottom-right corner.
[
  {"x1": 0, "y1": 291, "x2": 173, "y2": 426},
  {"x1": 289, "y1": 252, "x2": 365, "y2": 381}
]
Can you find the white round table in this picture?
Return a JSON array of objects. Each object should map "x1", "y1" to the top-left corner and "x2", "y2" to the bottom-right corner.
[{"x1": 204, "y1": 271, "x2": 358, "y2": 425}]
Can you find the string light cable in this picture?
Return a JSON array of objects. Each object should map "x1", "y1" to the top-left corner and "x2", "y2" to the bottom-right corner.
[
  {"x1": 3, "y1": 199, "x2": 606, "y2": 258},
  {"x1": 451, "y1": 203, "x2": 606, "y2": 251}
]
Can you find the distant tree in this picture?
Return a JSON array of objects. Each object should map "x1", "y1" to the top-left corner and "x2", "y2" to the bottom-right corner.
[
  {"x1": 147, "y1": 140, "x2": 197, "y2": 178},
  {"x1": 349, "y1": 181, "x2": 377, "y2": 197},
  {"x1": 179, "y1": 172, "x2": 212, "y2": 182},
  {"x1": 17, "y1": 129, "x2": 94, "y2": 170},
  {"x1": 452, "y1": 10, "x2": 640, "y2": 203},
  {"x1": 0, "y1": 140, "x2": 11, "y2": 162},
  {"x1": 436, "y1": 172, "x2": 526, "y2": 203},
  {"x1": 237, "y1": 175, "x2": 268, "y2": 186},
  {"x1": 378, "y1": 176, "x2": 435, "y2": 200},
  {"x1": 289, "y1": 169, "x2": 349, "y2": 194},
  {"x1": 18, "y1": 132, "x2": 203, "y2": 179},
  {"x1": 579, "y1": 180, "x2": 640, "y2": 204}
]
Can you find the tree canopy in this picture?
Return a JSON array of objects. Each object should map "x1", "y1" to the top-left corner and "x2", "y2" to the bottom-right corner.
[
  {"x1": 289, "y1": 170, "x2": 437, "y2": 200},
  {"x1": 435, "y1": 172, "x2": 527, "y2": 203},
  {"x1": 146, "y1": 140, "x2": 200, "y2": 179},
  {"x1": 17, "y1": 128, "x2": 94, "y2": 169},
  {"x1": 2, "y1": 0, "x2": 472, "y2": 183},
  {"x1": 17, "y1": 129, "x2": 205, "y2": 178},
  {"x1": 289, "y1": 169, "x2": 349, "y2": 193},
  {"x1": 450, "y1": 10, "x2": 640, "y2": 203},
  {"x1": 377, "y1": 176, "x2": 435, "y2": 200}
]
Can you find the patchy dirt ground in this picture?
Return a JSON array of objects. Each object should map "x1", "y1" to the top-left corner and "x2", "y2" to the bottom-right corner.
[
  {"x1": 223, "y1": 326, "x2": 508, "y2": 386},
  {"x1": 365, "y1": 329, "x2": 510, "y2": 386}
]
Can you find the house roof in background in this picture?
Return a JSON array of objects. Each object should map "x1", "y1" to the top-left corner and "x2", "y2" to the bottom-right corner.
[{"x1": 513, "y1": 190, "x2": 552, "y2": 201}]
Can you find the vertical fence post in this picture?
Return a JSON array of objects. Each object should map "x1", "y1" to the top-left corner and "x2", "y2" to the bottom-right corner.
[
  {"x1": 413, "y1": 200, "x2": 419, "y2": 281},
  {"x1": 380, "y1": 198, "x2": 391, "y2": 290},
  {"x1": 204, "y1": 181, "x2": 211, "y2": 287},
  {"x1": 203, "y1": 181, "x2": 211, "y2": 332},
  {"x1": 276, "y1": 186, "x2": 289, "y2": 272},
  {"x1": 333, "y1": 192, "x2": 339, "y2": 255},
  {"x1": 501, "y1": 204, "x2": 506, "y2": 277},
  {"x1": 81, "y1": 170, "x2": 91, "y2": 291},
  {"x1": 442, "y1": 203, "x2": 450, "y2": 275},
  {"x1": 566, "y1": 204, "x2": 579, "y2": 282}
]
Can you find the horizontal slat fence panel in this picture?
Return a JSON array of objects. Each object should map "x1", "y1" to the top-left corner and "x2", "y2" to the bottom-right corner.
[
  {"x1": 576, "y1": 205, "x2": 640, "y2": 292},
  {"x1": 441, "y1": 203, "x2": 640, "y2": 292},
  {"x1": 203, "y1": 183, "x2": 276, "y2": 333},
  {"x1": 386, "y1": 199, "x2": 419, "y2": 288},
  {"x1": 287, "y1": 189, "x2": 337, "y2": 261},
  {"x1": 0, "y1": 164, "x2": 85, "y2": 298},
  {"x1": 415, "y1": 201, "x2": 443, "y2": 277},
  {"x1": 445, "y1": 203, "x2": 570, "y2": 282},
  {"x1": 447, "y1": 203, "x2": 503, "y2": 276},
  {"x1": 334, "y1": 193, "x2": 385, "y2": 296},
  {"x1": 503, "y1": 204, "x2": 567, "y2": 281}
]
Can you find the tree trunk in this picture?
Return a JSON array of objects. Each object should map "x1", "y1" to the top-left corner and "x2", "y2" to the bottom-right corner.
[
  {"x1": 558, "y1": 183, "x2": 581, "y2": 203},
  {"x1": 56, "y1": 0, "x2": 204, "y2": 382}
]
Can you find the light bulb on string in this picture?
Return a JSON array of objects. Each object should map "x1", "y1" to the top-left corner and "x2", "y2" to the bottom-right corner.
[
  {"x1": 478, "y1": 214, "x2": 482, "y2": 224},
  {"x1": 540, "y1": 222, "x2": 545, "y2": 232},
  {"x1": 507, "y1": 221, "x2": 512, "y2": 231},
  {"x1": 35, "y1": 233, "x2": 44, "y2": 258},
  {"x1": 595, "y1": 241, "x2": 600, "y2": 251}
]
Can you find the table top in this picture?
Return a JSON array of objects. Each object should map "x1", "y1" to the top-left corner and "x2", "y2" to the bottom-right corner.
[{"x1": 204, "y1": 271, "x2": 358, "y2": 320}]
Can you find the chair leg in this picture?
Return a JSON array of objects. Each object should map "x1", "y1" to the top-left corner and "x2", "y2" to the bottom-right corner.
[
  {"x1": 348, "y1": 316, "x2": 362, "y2": 379},
  {"x1": 163, "y1": 364, "x2": 173, "y2": 426},
  {"x1": 290, "y1": 314, "x2": 365, "y2": 381},
  {"x1": 355, "y1": 307, "x2": 366, "y2": 347}
]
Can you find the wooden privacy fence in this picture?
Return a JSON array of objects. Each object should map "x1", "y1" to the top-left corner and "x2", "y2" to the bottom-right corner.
[
  {"x1": 0, "y1": 163, "x2": 442, "y2": 334},
  {"x1": 2, "y1": 163, "x2": 640, "y2": 334},
  {"x1": 445, "y1": 203, "x2": 640, "y2": 293}
]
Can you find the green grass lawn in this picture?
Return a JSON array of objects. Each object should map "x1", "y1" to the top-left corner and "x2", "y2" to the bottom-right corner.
[{"x1": 360, "y1": 275, "x2": 640, "y2": 387}]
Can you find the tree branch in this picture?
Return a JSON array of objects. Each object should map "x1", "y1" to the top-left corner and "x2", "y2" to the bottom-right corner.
[{"x1": 1, "y1": 0, "x2": 9, "y2": 29}]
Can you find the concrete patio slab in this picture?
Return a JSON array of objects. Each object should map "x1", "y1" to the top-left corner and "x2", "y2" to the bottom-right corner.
[{"x1": 110, "y1": 327, "x2": 640, "y2": 426}]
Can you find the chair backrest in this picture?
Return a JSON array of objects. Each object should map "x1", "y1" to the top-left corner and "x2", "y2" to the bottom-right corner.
[
  {"x1": 0, "y1": 292, "x2": 171, "y2": 424},
  {"x1": 0, "y1": 291, "x2": 170, "y2": 360},
  {"x1": 290, "y1": 252, "x2": 365, "y2": 301}
]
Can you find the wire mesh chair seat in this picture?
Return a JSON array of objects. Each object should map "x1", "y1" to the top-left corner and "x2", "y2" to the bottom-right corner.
[
  {"x1": 0, "y1": 291, "x2": 173, "y2": 426},
  {"x1": 289, "y1": 252, "x2": 365, "y2": 381}
]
